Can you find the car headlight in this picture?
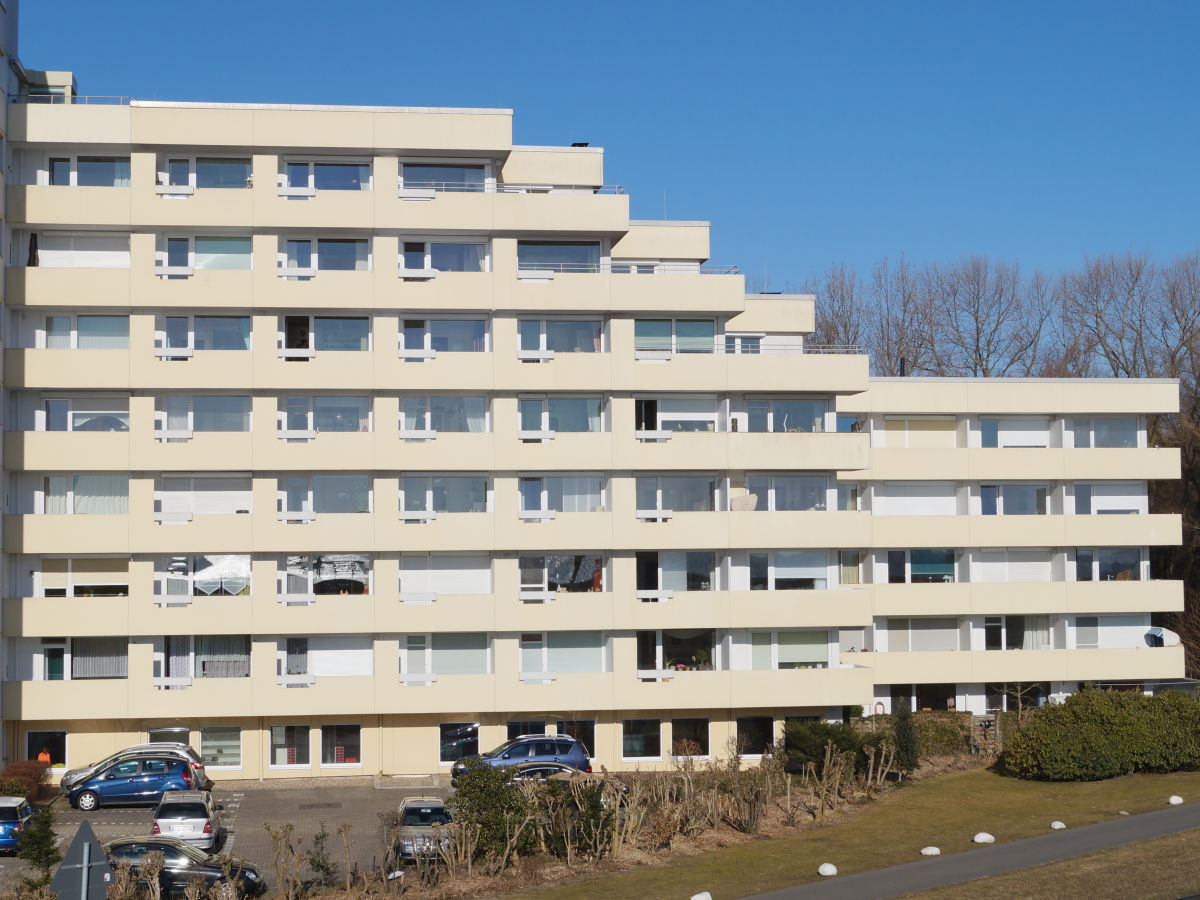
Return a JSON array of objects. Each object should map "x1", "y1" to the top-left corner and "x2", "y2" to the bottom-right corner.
[{"x1": 243, "y1": 871, "x2": 259, "y2": 882}]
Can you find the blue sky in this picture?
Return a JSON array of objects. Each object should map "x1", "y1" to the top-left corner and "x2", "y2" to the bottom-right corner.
[{"x1": 19, "y1": 1, "x2": 1199, "y2": 287}]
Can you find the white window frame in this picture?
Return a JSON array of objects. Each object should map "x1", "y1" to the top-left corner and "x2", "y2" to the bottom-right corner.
[
  {"x1": 277, "y1": 314, "x2": 373, "y2": 359},
  {"x1": 399, "y1": 474, "x2": 490, "y2": 522},
  {"x1": 749, "y1": 630, "x2": 831, "y2": 670},
  {"x1": 518, "y1": 632, "x2": 554, "y2": 683},
  {"x1": 886, "y1": 549, "x2": 959, "y2": 584},
  {"x1": 633, "y1": 317, "x2": 718, "y2": 359},
  {"x1": 36, "y1": 394, "x2": 130, "y2": 432},
  {"x1": 517, "y1": 394, "x2": 605, "y2": 441},
  {"x1": 399, "y1": 633, "x2": 436, "y2": 684},
  {"x1": 749, "y1": 550, "x2": 831, "y2": 591},
  {"x1": 278, "y1": 156, "x2": 372, "y2": 197},
  {"x1": 39, "y1": 474, "x2": 129, "y2": 516},
  {"x1": 637, "y1": 550, "x2": 719, "y2": 601},
  {"x1": 278, "y1": 475, "x2": 373, "y2": 523},
  {"x1": 277, "y1": 554, "x2": 373, "y2": 606},
  {"x1": 154, "y1": 394, "x2": 252, "y2": 441},
  {"x1": 398, "y1": 394, "x2": 489, "y2": 439},
  {"x1": 398, "y1": 316, "x2": 490, "y2": 361},
  {"x1": 275, "y1": 395, "x2": 372, "y2": 440},
  {"x1": 621, "y1": 718, "x2": 663, "y2": 762},
  {"x1": 746, "y1": 473, "x2": 831, "y2": 512},
  {"x1": 199, "y1": 725, "x2": 243, "y2": 770},
  {"x1": 1070, "y1": 416, "x2": 1143, "y2": 449},
  {"x1": 745, "y1": 397, "x2": 832, "y2": 434},
  {"x1": 518, "y1": 553, "x2": 606, "y2": 602},
  {"x1": 155, "y1": 313, "x2": 253, "y2": 359},
  {"x1": 267, "y1": 724, "x2": 312, "y2": 770},
  {"x1": 397, "y1": 156, "x2": 495, "y2": 199},
  {"x1": 277, "y1": 236, "x2": 372, "y2": 279},
  {"x1": 38, "y1": 557, "x2": 131, "y2": 599},
  {"x1": 979, "y1": 482, "x2": 1051, "y2": 516},
  {"x1": 724, "y1": 333, "x2": 764, "y2": 355},
  {"x1": 636, "y1": 474, "x2": 723, "y2": 520},
  {"x1": 42, "y1": 152, "x2": 131, "y2": 187},
  {"x1": 517, "y1": 473, "x2": 606, "y2": 521},
  {"x1": 635, "y1": 394, "x2": 719, "y2": 440},
  {"x1": 37, "y1": 313, "x2": 130, "y2": 349},
  {"x1": 1072, "y1": 547, "x2": 1146, "y2": 582},
  {"x1": 398, "y1": 236, "x2": 490, "y2": 279},
  {"x1": 516, "y1": 316, "x2": 605, "y2": 361},
  {"x1": 155, "y1": 154, "x2": 253, "y2": 195},
  {"x1": 318, "y1": 723, "x2": 363, "y2": 769},
  {"x1": 637, "y1": 630, "x2": 722, "y2": 680}
]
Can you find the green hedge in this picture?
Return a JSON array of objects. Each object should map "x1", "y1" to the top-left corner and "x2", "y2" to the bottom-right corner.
[{"x1": 1003, "y1": 688, "x2": 1200, "y2": 781}]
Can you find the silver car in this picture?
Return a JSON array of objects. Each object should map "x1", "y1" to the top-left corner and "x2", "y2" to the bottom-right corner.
[
  {"x1": 61, "y1": 743, "x2": 212, "y2": 795},
  {"x1": 151, "y1": 790, "x2": 222, "y2": 851},
  {"x1": 396, "y1": 797, "x2": 452, "y2": 861}
]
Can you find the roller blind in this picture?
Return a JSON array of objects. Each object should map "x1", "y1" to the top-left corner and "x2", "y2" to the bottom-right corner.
[
  {"x1": 71, "y1": 637, "x2": 127, "y2": 678},
  {"x1": 431, "y1": 632, "x2": 487, "y2": 674},
  {"x1": 39, "y1": 232, "x2": 131, "y2": 268},
  {"x1": 547, "y1": 631, "x2": 604, "y2": 673},
  {"x1": 1008, "y1": 550, "x2": 1052, "y2": 582},
  {"x1": 191, "y1": 477, "x2": 252, "y2": 515},
  {"x1": 910, "y1": 618, "x2": 959, "y2": 651},
  {"x1": 997, "y1": 418, "x2": 1050, "y2": 448},
  {"x1": 1092, "y1": 482, "x2": 1145, "y2": 514},
  {"x1": 874, "y1": 482, "x2": 957, "y2": 516},
  {"x1": 309, "y1": 636, "x2": 373, "y2": 676},
  {"x1": 751, "y1": 632, "x2": 772, "y2": 670},
  {"x1": 778, "y1": 631, "x2": 827, "y2": 665}
]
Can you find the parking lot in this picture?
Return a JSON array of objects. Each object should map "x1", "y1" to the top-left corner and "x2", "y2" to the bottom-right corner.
[{"x1": 0, "y1": 776, "x2": 451, "y2": 891}]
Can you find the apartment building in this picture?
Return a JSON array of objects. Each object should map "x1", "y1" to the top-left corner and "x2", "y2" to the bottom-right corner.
[{"x1": 0, "y1": 78, "x2": 1183, "y2": 779}]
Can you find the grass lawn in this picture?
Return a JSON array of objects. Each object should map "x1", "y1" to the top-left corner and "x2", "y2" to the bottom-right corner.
[
  {"x1": 513, "y1": 767, "x2": 1200, "y2": 900},
  {"x1": 903, "y1": 826, "x2": 1200, "y2": 899}
]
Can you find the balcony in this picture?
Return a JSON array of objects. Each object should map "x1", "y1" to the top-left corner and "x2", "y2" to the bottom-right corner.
[
  {"x1": 614, "y1": 431, "x2": 869, "y2": 472},
  {"x1": 868, "y1": 646, "x2": 1184, "y2": 685},
  {"x1": 869, "y1": 579, "x2": 1184, "y2": 617},
  {"x1": 6, "y1": 348, "x2": 133, "y2": 389},
  {"x1": 868, "y1": 514, "x2": 1182, "y2": 549},
  {"x1": 861, "y1": 447, "x2": 1181, "y2": 482}
]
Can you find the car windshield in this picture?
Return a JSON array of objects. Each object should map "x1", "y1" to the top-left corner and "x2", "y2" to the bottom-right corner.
[
  {"x1": 402, "y1": 806, "x2": 451, "y2": 826},
  {"x1": 0, "y1": 807, "x2": 21, "y2": 822},
  {"x1": 157, "y1": 803, "x2": 209, "y2": 819},
  {"x1": 165, "y1": 842, "x2": 211, "y2": 864},
  {"x1": 482, "y1": 739, "x2": 525, "y2": 758}
]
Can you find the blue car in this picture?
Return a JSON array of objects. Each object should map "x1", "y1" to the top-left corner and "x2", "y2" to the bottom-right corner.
[
  {"x1": 0, "y1": 797, "x2": 34, "y2": 852},
  {"x1": 69, "y1": 755, "x2": 200, "y2": 812},
  {"x1": 450, "y1": 734, "x2": 592, "y2": 782}
]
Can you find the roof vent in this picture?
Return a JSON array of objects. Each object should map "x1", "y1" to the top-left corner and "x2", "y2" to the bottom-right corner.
[{"x1": 570, "y1": 142, "x2": 589, "y2": 147}]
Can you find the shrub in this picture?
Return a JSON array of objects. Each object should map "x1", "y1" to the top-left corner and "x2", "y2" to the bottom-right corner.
[
  {"x1": 913, "y1": 712, "x2": 972, "y2": 756},
  {"x1": 783, "y1": 720, "x2": 872, "y2": 774},
  {"x1": 18, "y1": 809, "x2": 61, "y2": 887},
  {"x1": 447, "y1": 759, "x2": 537, "y2": 864},
  {"x1": 893, "y1": 699, "x2": 920, "y2": 773},
  {"x1": 0, "y1": 762, "x2": 50, "y2": 799},
  {"x1": 1003, "y1": 688, "x2": 1200, "y2": 781}
]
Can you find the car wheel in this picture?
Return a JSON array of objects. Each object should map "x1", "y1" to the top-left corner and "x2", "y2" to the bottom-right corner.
[{"x1": 75, "y1": 791, "x2": 100, "y2": 812}]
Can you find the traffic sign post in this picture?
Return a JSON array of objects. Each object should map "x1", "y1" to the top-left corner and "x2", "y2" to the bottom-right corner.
[{"x1": 49, "y1": 820, "x2": 114, "y2": 900}]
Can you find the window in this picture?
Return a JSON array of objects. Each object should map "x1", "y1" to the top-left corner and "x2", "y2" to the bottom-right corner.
[
  {"x1": 157, "y1": 555, "x2": 251, "y2": 598},
  {"x1": 1075, "y1": 616, "x2": 1100, "y2": 649},
  {"x1": 283, "y1": 554, "x2": 371, "y2": 596},
  {"x1": 1075, "y1": 482, "x2": 1145, "y2": 515},
  {"x1": 399, "y1": 554, "x2": 491, "y2": 596},
  {"x1": 984, "y1": 682, "x2": 1051, "y2": 714},
  {"x1": 200, "y1": 726, "x2": 241, "y2": 768},
  {"x1": 71, "y1": 637, "x2": 128, "y2": 679},
  {"x1": 1076, "y1": 547, "x2": 1141, "y2": 582},
  {"x1": 883, "y1": 417, "x2": 956, "y2": 448},
  {"x1": 158, "y1": 395, "x2": 250, "y2": 436},
  {"x1": 635, "y1": 396, "x2": 718, "y2": 433},
  {"x1": 281, "y1": 475, "x2": 371, "y2": 517},
  {"x1": 280, "y1": 238, "x2": 369, "y2": 276},
  {"x1": 635, "y1": 475, "x2": 719, "y2": 513},
  {"x1": 401, "y1": 240, "x2": 487, "y2": 272},
  {"x1": 43, "y1": 314, "x2": 129, "y2": 349},
  {"x1": 519, "y1": 319, "x2": 603, "y2": 354},
  {"x1": 547, "y1": 632, "x2": 604, "y2": 673},
  {"x1": 519, "y1": 396, "x2": 603, "y2": 435},
  {"x1": 983, "y1": 615, "x2": 1053, "y2": 651},
  {"x1": 439, "y1": 724, "x2": 480, "y2": 764},
  {"x1": 47, "y1": 155, "x2": 130, "y2": 187},
  {"x1": 837, "y1": 415, "x2": 865, "y2": 433},
  {"x1": 622, "y1": 719, "x2": 661, "y2": 759},
  {"x1": 157, "y1": 476, "x2": 252, "y2": 519},
  {"x1": 980, "y1": 484, "x2": 1048, "y2": 516},
  {"x1": 750, "y1": 631, "x2": 828, "y2": 669},
  {"x1": 320, "y1": 724, "x2": 361, "y2": 766},
  {"x1": 284, "y1": 159, "x2": 370, "y2": 191},
  {"x1": 519, "y1": 475, "x2": 604, "y2": 514},
  {"x1": 887, "y1": 618, "x2": 960, "y2": 652},
  {"x1": 401, "y1": 396, "x2": 487, "y2": 434},
  {"x1": 973, "y1": 549, "x2": 1052, "y2": 583},
  {"x1": 42, "y1": 396, "x2": 129, "y2": 432},
  {"x1": 724, "y1": 334, "x2": 762, "y2": 354},
  {"x1": 507, "y1": 720, "x2": 545, "y2": 741},
  {"x1": 278, "y1": 315, "x2": 370, "y2": 356},
  {"x1": 402, "y1": 163, "x2": 486, "y2": 192},
  {"x1": 517, "y1": 240, "x2": 601, "y2": 273},
  {"x1": 40, "y1": 557, "x2": 129, "y2": 598},
  {"x1": 194, "y1": 636, "x2": 251, "y2": 678},
  {"x1": 1072, "y1": 417, "x2": 1138, "y2": 449},
  {"x1": 873, "y1": 482, "x2": 958, "y2": 516},
  {"x1": 158, "y1": 316, "x2": 251, "y2": 357},
  {"x1": 269, "y1": 725, "x2": 310, "y2": 767},
  {"x1": 195, "y1": 158, "x2": 252, "y2": 189},
  {"x1": 736, "y1": 717, "x2": 775, "y2": 756},
  {"x1": 280, "y1": 396, "x2": 371, "y2": 434},
  {"x1": 637, "y1": 629, "x2": 716, "y2": 671},
  {"x1": 36, "y1": 232, "x2": 130, "y2": 268},
  {"x1": 746, "y1": 475, "x2": 828, "y2": 511},
  {"x1": 888, "y1": 549, "x2": 956, "y2": 584},
  {"x1": 401, "y1": 635, "x2": 429, "y2": 675},
  {"x1": 520, "y1": 555, "x2": 605, "y2": 595},
  {"x1": 556, "y1": 720, "x2": 595, "y2": 756},
  {"x1": 749, "y1": 551, "x2": 828, "y2": 590},
  {"x1": 839, "y1": 550, "x2": 863, "y2": 585},
  {"x1": 980, "y1": 417, "x2": 1050, "y2": 448},
  {"x1": 157, "y1": 237, "x2": 252, "y2": 275},
  {"x1": 401, "y1": 476, "x2": 487, "y2": 515},
  {"x1": 634, "y1": 319, "x2": 715, "y2": 353},
  {"x1": 431, "y1": 633, "x2": 488, "y2": 675},
  {"x1": 43, "y1": 474, "x2": 129, "y2": 515},
  {"x1": 747, "y1": 399, "x2": 828, "y2": 433},
  {"x1": 27, "y1": 731, "x2": 66, "y2": 769},
  {"x1": 836, "y1": 483, "x2": 860, "y2": 511},
  {"x1": 636, "y1": 551, "x2": 716, "y2": 593},
  {"x1": 400, "y1": 318, "x2": 487, "y2": 356},
  {"x1": 671, "y1": 719, "x2": 710, "y2": 756}
]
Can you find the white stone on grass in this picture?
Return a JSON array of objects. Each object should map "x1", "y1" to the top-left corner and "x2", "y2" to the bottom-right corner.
[
  {"x1": 1050, "y1": 821, "x2": 1067, "y2": 830},
  {"x1": 973, "y1": 832, "x2": 995, "y2": 844},
  {"x1": 921, "y1": 846, "x2": 941, "y2": 856},
  {"x1": 691, "y1": 894, "x2": 713, "y2": 900},
  {"x1": 818, "y1": 863, "x2": 838, "y2": 877},
  {"x1": 1169, "y1": 795, "x2": 1184, "y2": 806}
]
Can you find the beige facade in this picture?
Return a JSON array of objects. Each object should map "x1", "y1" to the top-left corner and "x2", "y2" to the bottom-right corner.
[{"x1": 0, "y1": 85, "x2": 1183, "y2": 780}]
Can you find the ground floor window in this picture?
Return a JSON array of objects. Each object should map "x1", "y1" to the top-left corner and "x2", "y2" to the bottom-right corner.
[
  {"x1": 985, "y1": 681, "x2": 1051, "y2": 713},
  {"x1": 671, "y1": 718, "x2": 709, "y2": 756},
  {"x1": 200, "y1": 725, "x2": 241, "y2": 768},
  {"x1": 320, "y1": 724, "x2": 361, "y2": 766},
  {"x1": 556, "y1": 719, "x2": 595, "y2": 756},
  {"x1": 270, "y1": 725, "x2": 310, "y2": 767},
  {"x1": 622, "y1": 718, "x2": 660, "y2": 759},
  {"x1": 737, "y1": 716, "x2": 774, "y2": 756},
  {"x1": 507, "y1": 720, "x2": 544, "y2": 740},
  {"x1": 27, "y1": 731, "x2": 66, "y2": 769},
  {"x1": 440, "y1": 723, "x2": 479, "y2": 763},
  {"x1": 147, "y1": 725, "x2": 191, "y2": 745}
]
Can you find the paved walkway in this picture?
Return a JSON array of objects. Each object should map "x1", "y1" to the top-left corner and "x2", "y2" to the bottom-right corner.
[{"x1": 746, "y1": 802, "x2": 1200, "y2": 899}]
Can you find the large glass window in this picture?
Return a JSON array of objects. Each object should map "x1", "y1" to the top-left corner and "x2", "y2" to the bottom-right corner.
[
  {"x1": 519, "y1": 555, "x2": 605, "y2": 592},
  {"x1": 314, "y1": 317, "x2": 370, "y2": 351},
  {"x1": 556, "y1": 720, "x2": 595, "y2": 756},
  {"x1": 401, "y1": 319, "x2": 487, "y2": 354},
  {"x1": 192, "y1": 396, "x2": 251, "y2": 432},
  {"x1": 981, "y1": 483, "x2": 1048, "y2": 516},
  {"x1": 270, "y1": 725, "x2": 310, "y2": 767},
  {"x1": 320, "y1": 724, "x2": 361, "y2": 765},
  {"x1": 747, "y1": 475, "x2": 828, "y2": 511},
  {"x1": 195, "y1": 158, "x2": 252, "y2": 189},
  {"x1": 749, "y1": 551, "x2": 827, "y2": 590},
  {"x1": 746, "y1": 399, "x2": 828, "y2": 433},
  {"x1": 520, "y1": 475, "x2": 604, "y2": 513},
  {"x1": 312, "y1": 396, "x2": 370, "y2": 432},
  {"x1": 671, "y1": 719, "x2": 710, "y2": 756},
  {"x1": 910, "y1": 549, "x2": 956, "y2": 584},
  {"x1": 402, "y1": 477, "x2": 487, "y2": 513},
  {"x1": 636, "y1": 475, "x2": 717, "y2": 512},
  {"x1": 27, "y1": 731, "x2": 66, "y2": 769},
  {"x1": 159, "y1": 555, "x2": 251, "y2": 597},
  {"x1": 312, "y1": 475, "x2": 370, "y2": 513},
  {"x1": 192, "y1": 316, "x2": 251, "y2": 350},
  {"x1": 400, "y1": 396, "x2": 487, "y2": 433},
  {"x1": 71, "y1": 637, "x2": 128, "y2": 679},
  {"x1": 519, "y1": 319, "x2": 603, "y2": 353},
  {"x1": 316, "y1": 239, "x2": 369, "y2": 271},
  {"x1": 431, "y1": 634, "x2": 488, "y2": 675},
  {"x1": 74, "y1": 156, "x2": 131, "y2": 187},
  {"x1": 200, "y1": 726, "x2": 241, "y2": 768},
  {"x1": 634, "y1": 319, "x2": 715, "y2": 353},
  {"x1": 44, "y1": 397, "x2": 129, "y2": 432},
  {"x1": 519, "y1": 397, "x2": 603, "y2": 433},
  {"x1": 517, "y1": 240, "x2": 601, "y2": 272},
  {"x1": 439, "y1": 723, "x2": 480, "y2": 763},
  {"x1": 1073, "y1": 417, "x2": 1138, "y2": 448},
  {"x1": 76, "y1": 315, "x2": 129, "y2": 349},
  {"x1": 285, "y1": 554, "x2": 371, "y2": 595},
  {"x1": 45, "y1": 474, "x2": 129, "y2": 515},
  {"x1": 737, "y1": 717, "x2": 775, "y2": 755},
  {"x1": 287, "y1": 160, "x2": 370, "y2": 191},
  {"x1": 194, "y1": 237, "x2": 252, "y2": 270},
  {"x1": 636, "y1": 551, "x2": 715, "y2": 592},
  {"x1": 194, "y1": 636, "x2": 251, "y2": 678},
  {"x1": 403, "y1": 163, "x2": 486, "y2": 192},
  {"x1": 622, "y1": 719, "x2": 660, "y2": 759}
]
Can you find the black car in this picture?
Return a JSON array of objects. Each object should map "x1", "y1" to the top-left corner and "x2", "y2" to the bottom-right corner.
[{"x1": 103, "y1": 837, "x2": 265, "y2": 897}]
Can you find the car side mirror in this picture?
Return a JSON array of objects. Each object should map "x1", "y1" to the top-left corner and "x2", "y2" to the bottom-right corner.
[{"x1": 501, "y1": 753, "x2": 510, "y2": 759}]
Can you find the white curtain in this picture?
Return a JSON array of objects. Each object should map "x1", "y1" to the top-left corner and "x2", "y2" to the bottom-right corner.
[
  {"x1": 72, "y1": 474, "x2": 128, "y2": 514},
  {"x1": 71, "y1": 637, "x2": 127, "y2": 678},
  {"x1": 192, "y1": 554, "x2": 251, "y2": 595},
  {"x1": 554, "y1": 476, "x2": 602, "y2": 512},
  {"x1": 1022, "y1": 615, "x2": 1052, "y2": 650},
  {"x1": 194, "y1": 636, "x2": 250, "y2": 678}
]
